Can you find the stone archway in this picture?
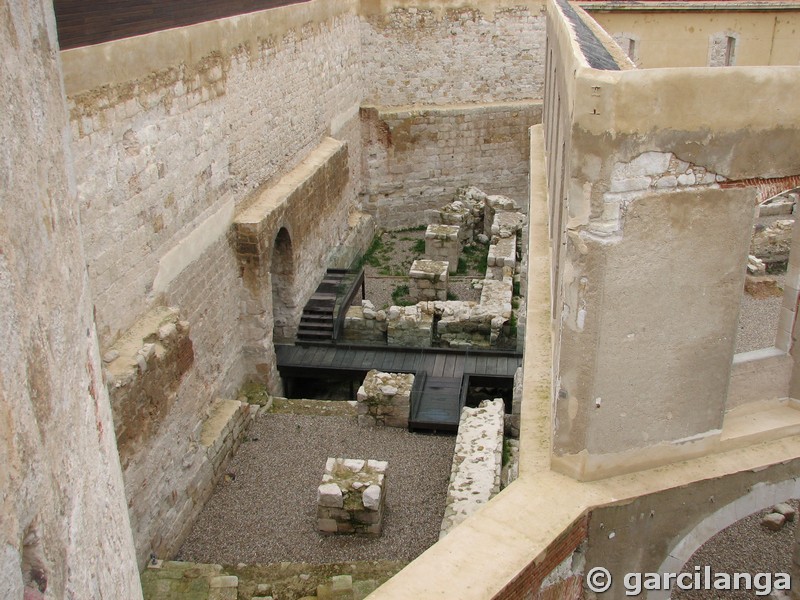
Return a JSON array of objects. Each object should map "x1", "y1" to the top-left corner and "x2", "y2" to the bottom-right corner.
[
  {"x1": 271, "y1": 227, "x2": 295, "y2": 342},
  {"x1": 650, "y1": 478, "x2": 800, "y2": 599}
]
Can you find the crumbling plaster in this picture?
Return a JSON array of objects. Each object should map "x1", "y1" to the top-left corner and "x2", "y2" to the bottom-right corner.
[{"x1": 546, "y1": 0, "x2": 800, "y2": 478}]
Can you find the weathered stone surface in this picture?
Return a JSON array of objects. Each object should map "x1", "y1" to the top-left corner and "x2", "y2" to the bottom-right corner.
[
  {"x1": 363, "y1": 485, "x2": 382, "y2": 511},
  {"x1": 440, "y1": 399, "x2": 505, "y2": 538},
  {"x1": 425, "y1": 224, "x2": 461, "y2": 272},
  {"x1": 357, "y1": 370, "x2": 415, "y2": 428},
  {"x1": 762, "y1": 512, "x2": 787, "y2": 531},
  {"x1": 409, "y1": 259, "x2": 450, "y2": 302},
  {"x1": 744, "y1": 275, "x2": 783, "y2": 298},
  {"x1": 318, "y1": 483, "x2": 344, "y2": 508},
  {"x1": 317, "y1": 458, "x2": 387, "y2": 536},
  {"x1": 751, "y1": 219, "x2": 793, "y2": 263},
  {"x1": 342, "y1": 301, "x2": 388, "y2": 343},
  {"x1": 773, "y1": 503, "x2": 797, "y2": 521},
  {"x1": 386, "y1": 304, "x2": 434, "y2": 347}
]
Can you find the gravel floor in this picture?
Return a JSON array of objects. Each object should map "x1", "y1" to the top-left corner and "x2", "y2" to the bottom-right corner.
[
  {"x1": 177, "y1": 413, "x2": 455, "y2": 565},
  {"x1": 364, "y1": 275, "x2": 480, "y2": 310},
  {"x1": 735, "y1": 272, "x2": 785, "y2": 354},
  {"x1": 673, "y1": 500, "x2": 798, "y2": 599}
]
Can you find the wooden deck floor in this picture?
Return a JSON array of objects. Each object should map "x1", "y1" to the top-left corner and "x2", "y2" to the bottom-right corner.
[{"x1": 275, "y1": 343, "x2": 521, "y2": 431}]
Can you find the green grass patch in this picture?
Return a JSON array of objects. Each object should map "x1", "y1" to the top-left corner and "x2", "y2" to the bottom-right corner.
[
  {"x1": 393, "y1": 224, "x2": 427, "y2": 233},
  {"x1": 502, "y1": 438, "x2": 512, "y2": 466},
  {"x1": 411, "y1": 239, "x2": 426, "y2": 255},
  {"x1": 239, "y1": 381, "x2": 270, "y2": 405},
  {"x1": 446, "y1": 290, "x2": 459, "y2": 301},
  {"x1": 392, "y1": 284, "x2": 415, "y2": 306}
]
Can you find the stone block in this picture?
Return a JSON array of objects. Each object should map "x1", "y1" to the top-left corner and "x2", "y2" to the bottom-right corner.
[
  {"x1": 356, "y1": 370, "x2": 415, "y2": 428},
  {"x1": 761, "y1": 512, "x2": 786, "y2": 531},
  {"x1": 316, "y1": 457, "x2": 387, "y2": 537}
]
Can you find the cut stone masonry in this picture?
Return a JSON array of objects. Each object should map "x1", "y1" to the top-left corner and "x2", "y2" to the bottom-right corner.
[
  {"x1": 409, "y1": 259, "x2": 450, "y2": 302},
  {"x1": 440, "y1": 398, "x2": 505, "y2": 538}
]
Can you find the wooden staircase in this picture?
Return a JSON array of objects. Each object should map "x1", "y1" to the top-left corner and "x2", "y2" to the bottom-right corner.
[{"x1": 296, "y1": 269, "x2": 350, "y2": 341}]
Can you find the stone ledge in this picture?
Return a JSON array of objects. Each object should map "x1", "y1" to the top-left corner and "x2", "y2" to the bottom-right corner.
[{"x1": 440, "y1": 398, "x2": 505, "y2": 538}]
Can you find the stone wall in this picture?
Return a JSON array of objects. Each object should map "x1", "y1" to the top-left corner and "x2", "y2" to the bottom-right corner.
[
  {"x1": 361, "y1": 4, "x2": 546, "y2": 106},
  {"x1": 1, "y1": 0, "x2": 141, "y2": 596},
  {"x1": 361, "y1": 102, "x2": 542, "y2": 228},
  {"x1": 440, "y1": 399, "x2": 505, "y2": 538},
  {"x1": 62, "y1": 2, "x2": 365, "y2": 566}
]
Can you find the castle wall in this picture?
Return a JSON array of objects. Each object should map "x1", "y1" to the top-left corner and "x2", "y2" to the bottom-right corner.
[
  {"x1": 361, "y1": 102, "x2": 541, "y2": 228},
  {"x1": 360, "y1": 1, "x2": 547, "y2": 107},
  {"x1": 61, "y1": 0, "x2": 364, "y2": 565},
  {"x1": 0, "y1": 0, "x2": 141, "y2": 597},
  {"x1": 358, "y1": 2, "x2": 546, "y2": 227},
  {"x1": 545, "y1": 0, "x2": 800, "y2": 480}
]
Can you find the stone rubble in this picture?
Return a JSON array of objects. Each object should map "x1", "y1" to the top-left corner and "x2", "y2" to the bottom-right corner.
[
  {"x1": 344, "y1": 186, "x2": 526, "y2": 349},
  {"x1": 357, "y1": 370, "x2": 415, "y2": 428},
  {"x1": 425, "y1": 224, "x2": 461, "y2": 273},
  {"x1": 751, "y1": 219, "x2": 793, "y2": 264},
  {"x1": 439, "y1": 398, "x2": 505, "y2": 538},
  {"x1": 316, "y1": 458, "x2": 388, "y2": 537}
]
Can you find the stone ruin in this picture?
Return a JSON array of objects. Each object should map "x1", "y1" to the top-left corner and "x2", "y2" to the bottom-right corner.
[
  {"x1": 356, "y1": 370, "x2": 415, "y2": 427},
  {"x1": 409, "y1": 259, "x2": 449, "y2": 302},
  {"x1": 343, "y1": 186, "x2": 525, "y2": 349},
  {"x1": 317, "y1": 458, "x2": 388, "y2": 537},
  {"x1": 439, "y1": 398, "x2": 505, "y2": 538}
]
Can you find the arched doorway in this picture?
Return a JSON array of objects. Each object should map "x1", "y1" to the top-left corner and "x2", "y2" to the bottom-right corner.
[{"x1": 271, "y1": 227, "x2": 295, "y2": 342}]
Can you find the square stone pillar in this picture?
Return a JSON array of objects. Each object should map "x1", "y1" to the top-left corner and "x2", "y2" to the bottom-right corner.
[
  {"x1": 317, "y1": 458, "x2": 388, "y2": 536},
  {"x1": 425, "y1": 224, "x2": 461, "y2": 273},
  {"x1": 409, "y1": 259, "x2": 449, "y2": 302},
  {"x1": 356, "y1": 369, "x2": 415, "y2": 427}
]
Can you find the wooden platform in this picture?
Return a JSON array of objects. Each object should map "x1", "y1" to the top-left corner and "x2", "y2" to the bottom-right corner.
[{"x1": 275, "y1": 343, "x2": 522, "y2": 431}]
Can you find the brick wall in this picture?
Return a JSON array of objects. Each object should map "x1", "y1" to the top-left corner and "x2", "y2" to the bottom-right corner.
[
  {"x1": 361, "y1": 102, "x2": 541, "y2": 228},
  {"x1": 493, "y1": 515, "x2": 588, "y2": 600}
]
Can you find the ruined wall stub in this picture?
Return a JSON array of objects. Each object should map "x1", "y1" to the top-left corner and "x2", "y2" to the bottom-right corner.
[
  {"x1": 545, "y1": 0, "x2": 800, "y2": 480},
  {"x1": 0, "y1": 0, "x2": 141, "y2": 596}
]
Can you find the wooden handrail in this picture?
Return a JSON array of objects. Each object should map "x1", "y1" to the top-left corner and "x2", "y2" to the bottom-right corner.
[{"x1": 332, "y1": 268, "x2": 365, "y2": 341}]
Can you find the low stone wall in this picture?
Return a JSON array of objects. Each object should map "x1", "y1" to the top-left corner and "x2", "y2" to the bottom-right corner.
[
  {"x1": 488, "y1": 236, "x2": 517, "y2": 270},
  {"x1": 342, "y1": 300, "x2": 387, "y2": 343},
  {"x1": 440, "y1": 399, "x2": 505, "y2": 538},
  {"x1": 317, "y1": 458, "x2": 388, "y2": 537},
  {"x1": 436, "y1": 301, "x2": 493, "y2": 348},
  {"x1": 386, "y1": 304, "x2": 434, "y2": 347},
  {"x1": 357, "y1": 370, "x2": 415, "y2": 428},
  {"x1": 199, "y1": 399, "x2": 259, "y2": 494},
  {"x1": 426, "y1": 186, "x2": 487, "y2": 242},
  {"x1": 409, "y1": 259, "x2": 449, "y2": 302}
]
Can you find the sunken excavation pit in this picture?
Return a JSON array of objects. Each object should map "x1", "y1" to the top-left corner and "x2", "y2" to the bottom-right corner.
[{"x1": 157, "y1": 186, "x2": 528, "y2": 599}]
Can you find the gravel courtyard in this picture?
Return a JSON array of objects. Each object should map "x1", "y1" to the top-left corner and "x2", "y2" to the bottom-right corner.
[
  {"x1": 674, "y1": 500, "x2": 799, "y2": 599},
  {"x1": 177, "y1": 411, "x2": 455, "y2": 565}
]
